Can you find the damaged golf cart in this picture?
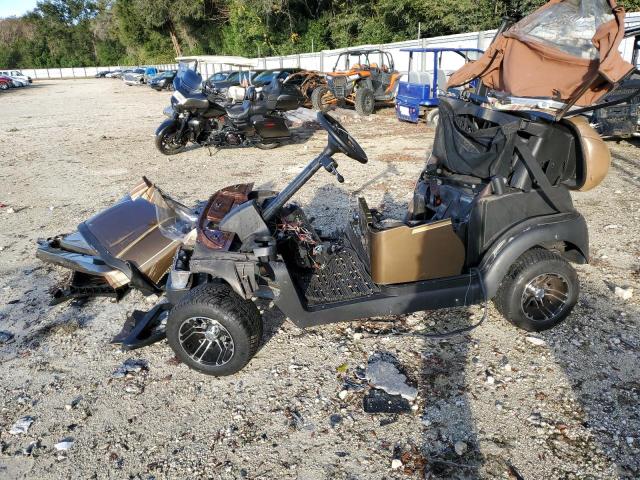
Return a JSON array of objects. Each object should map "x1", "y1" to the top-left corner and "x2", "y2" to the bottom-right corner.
[{"x1": 37, "y1": 0, "x2": 632, "y2": 376}]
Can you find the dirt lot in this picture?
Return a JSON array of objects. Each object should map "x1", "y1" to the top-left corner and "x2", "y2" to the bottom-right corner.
[{"x1": 0, "y1": 79, "x2": 639, "y2": 479}]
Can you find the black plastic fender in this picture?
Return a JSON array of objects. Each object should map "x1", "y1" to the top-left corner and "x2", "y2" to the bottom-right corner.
[
  {"x1": 478, "y1": 212, "x2": 589, "y2": 299},
  {"x1": 155, "y1": 118, "x2": 178, "y2": 137}
]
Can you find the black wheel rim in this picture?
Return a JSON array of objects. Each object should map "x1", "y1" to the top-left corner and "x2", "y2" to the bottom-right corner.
[
  {"x1": 178, "y1": 316, "x2": 235, "y2": 366},
  {"x1": 521, "y1": 273, "x2": 569, "y2": 322},
  {"x1": 161, "y1": 131, "x2": 185, "y2": 153}
]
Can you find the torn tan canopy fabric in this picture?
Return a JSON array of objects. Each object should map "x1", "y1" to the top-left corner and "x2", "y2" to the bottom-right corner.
[{"x1": 448, "y1": 0, "x2": 634, "y2": 106}]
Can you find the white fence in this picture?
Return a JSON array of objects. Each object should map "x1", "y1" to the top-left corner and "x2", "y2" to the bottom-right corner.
[
  {"x1": 9, "y1": 11, "x2": 640, "y2": 80},
  {"x1": 15, "y1": 63, "x2": 180, "y2": 80}
]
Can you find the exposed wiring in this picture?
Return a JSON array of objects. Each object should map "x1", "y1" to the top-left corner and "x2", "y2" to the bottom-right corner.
[{"x1": 407, "y1": 268, "x2": 488, "y2": 340}]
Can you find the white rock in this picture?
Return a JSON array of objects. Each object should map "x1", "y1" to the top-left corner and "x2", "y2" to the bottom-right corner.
[
  {"x1": 54, "y1": 438, "x2": 74, "y2": 451},
  {"x1": 454, "y1": 441, "x2": 468, "y2": 456},
  {"x1": 486, "y1": 375, "x2": 495, "y2": 385},
  {"x1": 391, "y1": 459, "x2": 403, "y2": 470},
  {"x1": 614, "y1": 286, "x2": 633, "y2": 300},
  {"x1": 604, "y1": 224, "x2": 619, "y2": 230},
  {"x1": 9, "y1": 416, "x2": 34, "y2": 435},
  {"x1": 6, "y1": 207, "x2": 15, "y2": 214},
  {"x1": 338, "y1": 390, "x2": 348, "y2": 400},
  {"x1": 352, "y1": 332, "x2": 364, "y2": 341},
  {"x1": 366, "y1": 360, "x2": 417, "y2": 401},
  {"x1": 526, "y1": 336, "x2": 546, "y2": 346}
]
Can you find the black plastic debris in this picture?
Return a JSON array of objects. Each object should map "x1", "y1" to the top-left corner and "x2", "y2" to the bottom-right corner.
[
  {"x1": 111, "y1": 358, "x2": 149, "y2": 378},
  {"x1": 0, "y1": 330, "x2": 15, "y2": 343},
  {"x1": 362, "y1": 389, "x2": 411, "y2": 414},
  {"x1": 329, "y1": 414, "x2": 343, "y2": 428}
]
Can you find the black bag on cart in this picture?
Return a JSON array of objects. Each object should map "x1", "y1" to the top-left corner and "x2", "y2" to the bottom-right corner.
[{"x1": 432, "y1": 97, "x2": 522, "y2": 179}]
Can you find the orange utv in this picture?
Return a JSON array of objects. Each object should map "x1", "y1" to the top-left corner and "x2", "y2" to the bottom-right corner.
[{"x1": 312, "y1": 49, "x2": 401, "y2": 116}]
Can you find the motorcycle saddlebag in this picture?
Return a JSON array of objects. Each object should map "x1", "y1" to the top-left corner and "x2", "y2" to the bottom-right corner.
[{"x1": 253, "y1": 115, "x2": 290, "y2": 139}]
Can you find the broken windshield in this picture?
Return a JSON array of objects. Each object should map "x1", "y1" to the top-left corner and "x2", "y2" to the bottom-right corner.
[{"x1": 509, "y1": 0, "x2": 614, "y2": 59}]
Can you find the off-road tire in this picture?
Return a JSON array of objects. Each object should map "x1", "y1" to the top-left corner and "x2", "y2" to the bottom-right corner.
[
  {"x1": 494, "y1": 248, "x2": 579, "y2": 332},
  {"x1": 311, "y1": 86, "x2": 333, "y2": 112},
  {"x1": 355, "y1": 88, "x2": 375, "y2": 116},
  {"x1": 167, "y1": 283, "x2": 263, "y2": 376},
  {"x1": 155, "y1": 124, "x2": 187, "y2": 155}
]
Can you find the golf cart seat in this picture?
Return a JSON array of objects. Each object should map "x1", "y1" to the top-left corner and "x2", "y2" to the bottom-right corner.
[
  {"x1": 436, "y1": 69, "x2": 448, "y2": 93},
  {"x1": 407, "y1": 72, "x2": 432, "y2": 85}
]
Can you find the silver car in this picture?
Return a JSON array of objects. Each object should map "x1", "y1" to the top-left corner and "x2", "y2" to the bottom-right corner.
[
  {"x1": 0, "y1": 70, "x2": 32, "y2": 85},
  {"x1": 123, "y1": 68, "x2": 146, "y2": 85}
]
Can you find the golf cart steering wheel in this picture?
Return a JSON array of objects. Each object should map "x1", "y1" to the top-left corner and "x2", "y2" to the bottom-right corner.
[{"x1": 317, "y1": 112, "x2": 368, "y2": 164}]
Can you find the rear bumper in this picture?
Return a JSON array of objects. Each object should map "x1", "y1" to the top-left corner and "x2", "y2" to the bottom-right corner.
[{"x1": 395, "y1": 101, "x2": 421, "y2": 123}]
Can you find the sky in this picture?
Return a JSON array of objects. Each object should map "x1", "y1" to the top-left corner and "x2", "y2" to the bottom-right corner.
[{"x1": 0, "y1": 0, "x2": 39, "y2": 18}]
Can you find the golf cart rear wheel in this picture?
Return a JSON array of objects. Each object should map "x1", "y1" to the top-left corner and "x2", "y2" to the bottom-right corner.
[
  {"x1": 494, "y1": 248, "x2": 578, "y2": 332},
  {"x1": 355, "y1": 88, "x2": 375, "y2": 116},
  {"x1": 166, "y1": 283, "x2": 263, "y2": 376},
  {"x1": 311, "y1": 86, "x2": 334, "y2": 112}
]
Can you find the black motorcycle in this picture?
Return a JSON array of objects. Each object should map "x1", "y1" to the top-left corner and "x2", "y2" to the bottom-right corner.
[{"x1": 155, "y1": 68, "x2": 304, "y2": 155}]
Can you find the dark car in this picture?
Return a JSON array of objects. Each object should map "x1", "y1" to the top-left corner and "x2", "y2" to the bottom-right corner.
[
  {"x1": 203, "y1": 70, "x2": 264, "y2": 96},
  {"x1": 95, "y1": 70, "x2": 110, "y2": 78},
  {"x1": 252, "y1": 68, "x2": 302, "y2": 87},
  {"x1": 149, "y1": 70, "x2": 178, "y2": 91}
]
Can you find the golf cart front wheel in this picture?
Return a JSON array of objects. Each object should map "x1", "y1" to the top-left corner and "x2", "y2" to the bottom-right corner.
[
  {"x1": 494, "y1": 248, "x2": 579, "y2": 332},
  {"x1": 426, "y1": 108, "x2": 440, "y2": 127},
  {"x1": 166, "y1": 283, "x2": 263, "y2": 376}
]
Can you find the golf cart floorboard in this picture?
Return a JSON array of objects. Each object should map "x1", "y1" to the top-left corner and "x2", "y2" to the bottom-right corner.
[{"x1": 296, "y1": 247, "x2": 379, "y2": 306}]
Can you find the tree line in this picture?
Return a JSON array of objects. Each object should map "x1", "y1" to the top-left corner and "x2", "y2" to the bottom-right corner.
[{"x1": 1, "y1": 0, "x2": 638, "y2": 69}]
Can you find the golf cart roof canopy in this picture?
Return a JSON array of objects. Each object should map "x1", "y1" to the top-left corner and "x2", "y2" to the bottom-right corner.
[
  {"x1": 448, "y1": 0, "x2": 635, "y2": 107},
  {"x1": 339, "y1": 49, "x2": 388, "y2": 56}
]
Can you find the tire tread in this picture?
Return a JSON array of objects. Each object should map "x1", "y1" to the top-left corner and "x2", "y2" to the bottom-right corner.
[
  {"x1": 494, "y1": 248, "x2": 577, "y2": 331},
  {"x1": 168, "y1": 283, "x2": 262, "y2": 374}
]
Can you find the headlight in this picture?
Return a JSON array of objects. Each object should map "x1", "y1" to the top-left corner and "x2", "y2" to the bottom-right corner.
[{"x1": 163, "y1": 106, "x2": 174, "y2": 117}]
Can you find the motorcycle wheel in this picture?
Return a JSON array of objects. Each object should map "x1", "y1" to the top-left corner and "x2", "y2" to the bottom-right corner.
[{"x1": 155, "y1": 125, "x2": 187, "y2": 155}]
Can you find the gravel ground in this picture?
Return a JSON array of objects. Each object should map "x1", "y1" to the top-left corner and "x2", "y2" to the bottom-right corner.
[{"x1": 0, "y1": 79, "x2": 639, "y2": 479}]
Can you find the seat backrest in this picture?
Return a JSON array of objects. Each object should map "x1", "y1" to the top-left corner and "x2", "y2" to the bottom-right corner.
[
  {"x1": 407, "y1": 71, "x2": 432, "y2": 85},
  {"x1": 564, "y1": 116, "x2": 611, "y2": 192},
  {"x1": 436, "y1": 69, "x2": 448, "y2": 93}
]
